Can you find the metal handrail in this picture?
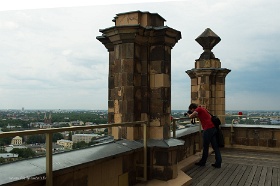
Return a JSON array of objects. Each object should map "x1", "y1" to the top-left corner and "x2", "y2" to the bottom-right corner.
[
  {"x1": 0, "y1": 121, "x2": 148, "y2": 186},
  {"x1": 172, "y1": 117, "x2": 200, "y2": 138}
]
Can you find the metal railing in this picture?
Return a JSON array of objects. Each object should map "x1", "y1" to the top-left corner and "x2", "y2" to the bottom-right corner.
[
  {"x1": 0, "y1": 121, "x2": 148, "y2": 186},
  {"x1": 171, "y1": 117, "x2": 200, "y2": 138}
]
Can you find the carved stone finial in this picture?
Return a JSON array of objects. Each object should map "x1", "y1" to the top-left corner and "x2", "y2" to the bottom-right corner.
[{"x1": 195, "y1": 28, "x2": 221, "y2": 60}]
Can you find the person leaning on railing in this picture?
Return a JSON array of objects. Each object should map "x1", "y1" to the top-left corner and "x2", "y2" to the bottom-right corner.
[{"x1": 186, "y1": 103, "x2": 222, "y2": 168}]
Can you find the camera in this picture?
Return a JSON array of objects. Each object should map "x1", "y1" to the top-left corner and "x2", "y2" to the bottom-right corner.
[{"x1": 184, "y1": 110, "x2": 193, "y2": 116}]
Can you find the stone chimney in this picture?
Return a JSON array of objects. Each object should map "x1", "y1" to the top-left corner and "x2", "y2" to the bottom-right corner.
[
  {"x1": 186, "y1": 28, "x2": 231, "y2": 122},
  {"x1": 97, "y1": 11, "x2": 181, "y2": 140},
  {"x1": 97, "y1": 11, "x2": 183, "y2": 181}
]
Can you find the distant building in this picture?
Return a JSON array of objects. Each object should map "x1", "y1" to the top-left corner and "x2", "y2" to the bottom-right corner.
[
  {"x1": 72, "y1": 134, "x2": 99, "y2": 143},
  {"x1": 11, "y1": 136, "x2": 23, "y2": 146},
  {"x1": 44, "y1": 112, "x2": 52, "y2": 124},
  {"x1": 5, "y1": 145, "x2": 27, "y2": 153},
  {"x1": 57, "y1": 139, "x2": 73, "y2": 149},
  {"x1": 70, "y1": 120, "x2": 84, "y2": 126},
  {"x1": 0, "y1": 153, "x2": 19, "y2": 162}
]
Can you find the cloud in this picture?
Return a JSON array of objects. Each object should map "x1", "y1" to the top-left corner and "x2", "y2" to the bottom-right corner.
[{"x1": 0, "y1": 0, "x2": 279, "y2": 110}]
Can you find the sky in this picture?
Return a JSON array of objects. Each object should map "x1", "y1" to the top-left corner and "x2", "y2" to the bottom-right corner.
[{"x1": 0, "y1": 0, "x2": 279, "y2": 111}]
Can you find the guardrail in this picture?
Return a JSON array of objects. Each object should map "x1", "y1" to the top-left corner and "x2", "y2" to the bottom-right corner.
[
  {"x1": 171, "y1": 117, "x2": 200, "y2": 138},
  {"x1": 0, "y1": 121, "x2": 148, "y2": 186},
  {"x1": 172, "y1": 114, "x2": 280, "y2": 137}
]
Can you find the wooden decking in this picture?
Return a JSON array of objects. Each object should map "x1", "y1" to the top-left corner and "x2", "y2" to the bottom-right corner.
[{"x1": 185, "y1": 148, "x2": 280, "y2": 186}]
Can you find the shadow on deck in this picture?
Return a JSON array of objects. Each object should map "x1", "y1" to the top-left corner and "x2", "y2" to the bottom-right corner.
[{"x1": 185, "y1": 148, "x2": 280, "y2": 186}]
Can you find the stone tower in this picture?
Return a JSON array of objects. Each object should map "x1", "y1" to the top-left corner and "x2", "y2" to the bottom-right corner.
[
  {"x1": 186, "y1": 28, "x2": 231, "y2": 122},
  {"x1": 97, "y1": 11, "x2": 183, "y2": 181},
  {"x1": 97, "y1": 11, "x2": 181, "y2": 140}
]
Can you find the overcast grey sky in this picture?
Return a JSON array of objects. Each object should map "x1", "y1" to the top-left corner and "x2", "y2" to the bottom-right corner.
[{"x1": 0, "y1": 0, "x2": 279, "y2": 110}]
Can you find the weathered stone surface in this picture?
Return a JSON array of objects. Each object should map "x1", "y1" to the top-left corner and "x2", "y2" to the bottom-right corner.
[
  {"x1": 186, "y1": 29, "x2": 230, "y2": 116},
  {"x1": 97, "y1": 11, "x2": 181, "y2": 181}
]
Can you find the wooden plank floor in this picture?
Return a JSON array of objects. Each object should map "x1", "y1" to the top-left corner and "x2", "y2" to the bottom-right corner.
[{"x1": 185, "y1": 148, "x2": 280, "y2": 186}]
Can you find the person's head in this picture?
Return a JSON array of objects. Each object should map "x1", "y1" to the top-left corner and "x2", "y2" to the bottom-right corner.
[{"x1": 188, "y1": 103, "x2": 198, "y2": 112}]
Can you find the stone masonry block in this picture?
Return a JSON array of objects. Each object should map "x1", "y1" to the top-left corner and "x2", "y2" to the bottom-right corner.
[
  {"x1": 198, "y1": 84, "x2": 210, "y2": 91},
  {"x1": 236, "y1": 129, "x2": 247, "y2": 138},
  {"x1": 215, "y1": 104, "x2": 225, "y2": 112},
  {"x1": 149, "y1": 126, "x2": 164, "y2": 139},
  {"x1": 259, "y1": 139, "x2": 268, "y2": 147},
  {"x1": 121, "y1": 59, "x2": 134, "y2": 72},
  {"x1": 135, "y1": 43, "x2": 141, "y2": 60},
  {"x1": 115, "y1": 11, "x2": 164, "y2": 27},
  {"x1": 259, "y1": 130, "x2": 272, "y2": 139},
  {"x1": 164, "y1": 46, "x2": 171, "y2": 61},
  {"x1": 108, "y1": 100, "x2": 114, "y2": 110},
  {"x1": 114, "y1": 59, "x2": 121, "y2": 73},
  {"x1": 216, "y1": 77, "x2": 225, "y2": 84},
  {"x1": 215, "y1": 98, "x2": 225, "y2": 105},
  {"x1": 191, "y1": 85, "x2": 198, "y2": 92},
  {"x1": 164, "y1": 60, "x2": 171, "y2": 74},
  {"x1": 141, "y1": 113, "x2": 148, "y2": 121},
  {"x1": 150, "y1": 118, "x2": 161, "y2": 127},
  {"x1": 191, "y1": 78, "x2": 198, "y2": 86},
  {"x1": 134, "y1": 87, "x2": 142, "y2": 100},
  {"x1": 150, "y1": 88, "x2": 163, "y2": 99},
  {"x1": 150, "y1": 60, "x2": 164, "y2": 74},
  {"x1": 127, "y1": 100, "x2": 134, "y2": 113},
  {"x1": 150, "y1": 45, "x2": 165, "y2": 61},
  {"x1": 109, "y1": 76, "x2": 114, "y2": 89},
  {"x1": 268, "y1": 139, "x2": 277, "y2": 147},
  {"x1": 150, "y1": 87, "x2": 170, "y2": 100},
  {"x1": 122, "y1": 86, "x2": 133, "y2": 100},
  {"x1": 114, "y1": 45, "x2": 120, "y2": 60},
  {"x1": 134, "y1": 73, "x2": 141, "y2": 86},
  {"x1": 191, "y1": 92, "x2": 198, "y2": 100},
  {"x1": 150, "y1": 99, "x2": 164, "y2": 113},
  {"x1": 141, "y1": 98, "x2": 148, "y2": 113},
  {"x1": 121, "y1": 43, "x2": 134, "y2": 59},
  {"x1": 211, "y1": 59, "x2": 221, "y2": 68},
  {"x1": 216, "y1": 91, "x2": 225, "y2": 98},
  {"x1": 109, "y1": 50, "x2": 115, "y2": 64},
  {"x1": 126, "y1": 127, "x2": 140, "y2": 140},
  {"x1": 141, "y1": 61, "x2": 148, "y2": 74},
  {"x1": 108, "y1": 89, "x2": 115, "y2": 100},
  {"x1": 108, "y1": 112, "x2": 114, "y2": 123},
  {"x1": 150, "y1": 74, "x2": 170, "y2": 88},
  {"x1": 112, "y1": 127, "x2": 120, "y2": 140},
  {"x1": 214, "y1": 84, "x2": 225, "y2": 91},
  {"x1": 114, "y1": 73, "x2": 121, "y2": 87},
  {"x1": 141, "y1": 75, "x2": 148, "y2": 86},
  {"x1": 114, "y1": 100, "x2": 120, "y2": 114},
  {"x1": 198, "y1": 90, "x2": 206, "y2": 97}
]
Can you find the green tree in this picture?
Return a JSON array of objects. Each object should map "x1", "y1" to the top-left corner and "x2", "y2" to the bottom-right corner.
[
  {"x1": 26, "y1": 134, "x2": 45, "y2": 144},
  {"x1": 10, "y1": 148, "x2": 35, "y2": 158},
  {"x1": 52, "y1": 133, "x2": 63, "y2": 142},
  {"x1": 72, "y1": 141, "x2": 87, "y2": 149},
  {"x1": 0, "y1": 137, "x2": 12, "y2": 146},
  {"x1": 68, "y1": 131, "x2": 72, "y2": 141}
]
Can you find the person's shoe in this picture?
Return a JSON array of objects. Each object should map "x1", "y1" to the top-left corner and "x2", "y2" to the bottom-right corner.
[
  {"x1": 211, "y1": 164, "x2": 221, "y2": 168},
  {"x1": 195, "y1": 162, "x2": 205, "y2": 166}
]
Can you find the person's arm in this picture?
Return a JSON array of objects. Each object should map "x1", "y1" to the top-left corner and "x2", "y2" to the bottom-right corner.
[{"x1": 188, "y1": 111, "x2": 198, "y2": 118}]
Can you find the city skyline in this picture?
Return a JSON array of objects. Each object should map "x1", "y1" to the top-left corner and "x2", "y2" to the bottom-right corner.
[{"x1": 0, "y1": 0, "x2": 279, "y2": 110}]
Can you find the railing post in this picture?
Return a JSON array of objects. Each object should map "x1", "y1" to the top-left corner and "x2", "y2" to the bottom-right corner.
[
  {"x1": 143, "y1": 122, "x2": 147, "y2": 181},
  {"x1": 46, "y1": 133, "x2": 53, "y2": 186},
  {"x1": 231, "y1": 119, "x2": 235, "y2": 145},
  {"x1": 172, "y1": 119, "x2": 176, "y2": 138}
]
